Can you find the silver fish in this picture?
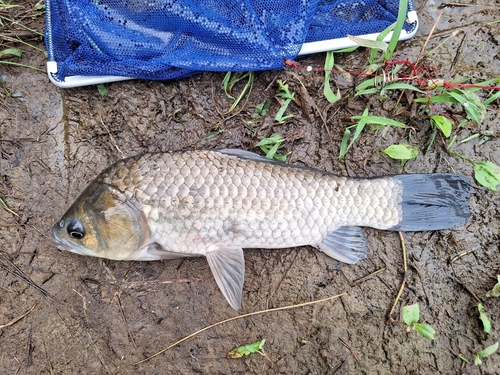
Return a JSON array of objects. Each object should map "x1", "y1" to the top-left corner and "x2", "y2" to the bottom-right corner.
[{"x1": 52, "y1": 149, "x2": 471, "y2": 309}]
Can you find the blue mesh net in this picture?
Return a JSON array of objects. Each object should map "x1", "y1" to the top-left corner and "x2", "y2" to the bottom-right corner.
[{"x1": 45, "y1": 0, "x2": 416, "y2": 82}]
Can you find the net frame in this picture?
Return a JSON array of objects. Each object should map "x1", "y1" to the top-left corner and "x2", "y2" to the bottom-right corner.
[{"x1": 45, "y1": 0, "x2": 419, "y2": 88}]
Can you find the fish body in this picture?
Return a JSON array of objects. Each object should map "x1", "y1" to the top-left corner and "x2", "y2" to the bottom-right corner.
[{"x1": 52, "y1": 149, "x2": 471, "y2": 309}]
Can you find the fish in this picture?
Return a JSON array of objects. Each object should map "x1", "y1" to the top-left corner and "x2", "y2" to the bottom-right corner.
[{"x1": 52, "y1": 149, "x2": 471, "y2": 309}]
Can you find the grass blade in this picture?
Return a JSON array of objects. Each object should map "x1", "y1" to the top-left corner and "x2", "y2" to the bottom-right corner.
[
  {"x1": 348, "y1": 35, "x2": 388, "y2": 51},
  {"x1": 380, "y1": 82, "x2": 425, "y2": 94},
  {"x1": 324, "y1": 51, "x2": 340, "y2": 103},
  {"x1": 384, "y1": 0, "x2": 408, "y2": 60},
  {"x1": 350, "y1": 115, "x2": 408, "y2": 128}
]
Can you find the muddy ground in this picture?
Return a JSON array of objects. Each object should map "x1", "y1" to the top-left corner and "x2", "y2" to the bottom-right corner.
[{"x1": 1, "y1": 1, "x2": 499, "y2": 374}]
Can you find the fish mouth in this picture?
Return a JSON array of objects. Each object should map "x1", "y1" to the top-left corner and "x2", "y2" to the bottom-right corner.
[
  {"x1": 52, "y1": 238, "x2": 72, "y2": 252},
  {"x1": 51, "y1": 226, "x2": 98, "y2": 257},
  {"x1": 51, "y1": 226, "x2": 73, "y2": 252}
]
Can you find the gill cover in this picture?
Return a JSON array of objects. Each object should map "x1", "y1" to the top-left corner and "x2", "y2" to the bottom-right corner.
[{"x1": 85, "y1": 184, "x2": 150, "y2": 260}]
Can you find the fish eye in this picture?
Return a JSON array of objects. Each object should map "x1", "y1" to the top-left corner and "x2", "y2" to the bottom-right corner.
[{"x1": 67, "y1": 219, "x2": 85, "y2": 240}]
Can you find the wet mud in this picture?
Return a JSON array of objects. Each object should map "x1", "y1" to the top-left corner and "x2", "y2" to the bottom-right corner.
[{"x1": 1, "y1": 1, "x2": 499, "y2": 374}]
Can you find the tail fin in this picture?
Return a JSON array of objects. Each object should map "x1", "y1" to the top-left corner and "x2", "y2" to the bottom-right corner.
[{"x1": 390, "y1": 174, "x2": 471, "y2": 231}]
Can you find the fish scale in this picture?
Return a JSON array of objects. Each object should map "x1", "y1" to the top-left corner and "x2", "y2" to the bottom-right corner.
[
  {"x1": 52, "y1": 149, "x2": 471, "y2": 310},
  {"x1": 99, "y1": 150, "x2": 402, "y2": 253}
]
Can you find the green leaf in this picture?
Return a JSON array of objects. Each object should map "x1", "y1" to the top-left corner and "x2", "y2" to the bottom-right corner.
[
  {"x1": 383, "y1": 0, "x2": 408, "y2": 60},
  {"x1": 459, "y1": 354, "x2": 470, "y2": 364},
  {"x1": 383, "y1": 144, "x2": 419, "y2": 160},
  {"x1": 252, "y1": 99, "x2": 271, "y2": 119},
  {"x1": 473, "y1": 78, "x2": 500, "y2": 88},
  {"x1": 347, "y1": 35, "x2": 388, "y2": 51},
  {"x1": 380, "y1": 83, "x2": 425, "y2": 94},
  {"x1": 460, "y1": 133, "x2": 480, "y2": 144},
  {"x1": 199, "y1": 130, "x2": 224, "y2": 140},
  {"x1": 324, "y1": 51, "x2": 340, "y2": 103},
  {"x1": 448, "y1": 89, "x2": 487, "y2": 124},
  {"x1": 414, "y1": 323, "x2": 436, "y2": 340},
  {"x1": 255, "y1": 133, "x2": 284, "y2": 147},
  {"x1": 447, "y1": 134, "x2": 457, "y2": 149},
  {"x1": 222, "y1": 72, "x2": 234, "y2": 99},
  {"x1": 477, "y1": 342, "x2": 499, "y2": 359},
  {"x1": 350, "y1": 115, "x2": 408, "y2": 128},
  {"x1": 355, "y1": 88, "x2": 378, "y2": 96},
  {"x1": 414, "y1": 92, "x2": 460, "y2": 104},
  {"x1": 276, "y1": 80, "x2": 295, "y2": 100},
  {"x1": 370, "y1": 22, "x2": 394, "y2": 63},
  {"x1": 227, "y1": 339, "x2": 266, "y2": 359},
  {"x1": 0, "y1": 47, "x2": 22, "y2": 58},
  {"x1": 478, "y1": 303, "x2": 491, "y2": 333},
  {"x1": 487, "y1": 276, "x2": 500, "y2": 297},
  {"x1": 402, "y1": 303, "x2": 420, "y2": 326},
  {"x1": 338, "y1": 108, "x2": 369, "y2": 166},
  {"x1": 274, "y1": 80, "x2": 295, "y2": 123},
  {"x1": 474, "y1": 354, "x2": 483, "y2": 366},
  {"x1": 355, "y1": 77, "x2": 376, "y2": 94},
  {"x1": 274, "y1": 99, "x2": 294, "y2": 123},
  {"x1": 472, "y1": 161, "x2": 500, "y2": 191},
  {"x1": 430, "y1": 115, "x2": 453, "y2": 138},
  {"x1": 333, "y1": 46, "x2": 359, "y2": 53},
  {"x1": 338, "y1": 127, "x2": 351, "y2": 167},
  {"x1": 256, "y1": 134, "x2": 290, "y2": 162},
  {"x1": 271, "y1": 150, "x2": 291, "y2": 162},
  {"x1": 348, "y1": 114, "x2": 368, "y2": 150},
  {"x1": 265, "y1": 142, "x2": 280, "y2": 160},
  {"x1": 483, "y1": 90, "x2": 500, "y2": 106},
  {"x1": 96, "y1": 84, "x2": 107, "y2": 96},
  {"x1": 222, "y1": 72, "x2": 254, "y2": 112}
]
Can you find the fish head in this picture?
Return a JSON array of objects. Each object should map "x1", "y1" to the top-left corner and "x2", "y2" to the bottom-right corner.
[{"x1": 52, "y1": 182, "x2": 151, "y2": 260}]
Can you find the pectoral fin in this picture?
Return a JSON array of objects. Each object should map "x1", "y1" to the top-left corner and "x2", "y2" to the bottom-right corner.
[
  {"x1": 146, "y1": 243, "x2": 200, "y2": 260},
  {"x1": 317, "y1": 226, "x2": 367, "y2": 264},
  {"x1": 206, "y1": 247, "x2": 245, "y2": 310}
]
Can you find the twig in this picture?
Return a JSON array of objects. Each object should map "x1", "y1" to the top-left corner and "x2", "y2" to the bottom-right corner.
[
  {"x1": 0, "y1": 60, "x2": 46, "y2": 73},
  {"x1": 450, "y1": 250, "x2": 475, "y2": 263},
  {"x1": 0, "y1": 254, "x2": 54, "y2": 301},
  {"x1": 26, "y1": 328, "x2": 33, "y2": 367},
  {"x1": 451, "y1": 31, "x2": 467, "y2": 70},
  {"x1": 0, "y1": 197, "x2": 20, "y2": 217},
  {"x1": 99, "y1": 117, "x2": 125, "y2": 158},
  {"x1": 388, "y1": 232, "x2": 407, "y2": 321},
  {"x1": 115, "y1": 292, "x2": 137, "y2": 349},
  {"x1": 415, "y1": 11, "x2": 443, "y2": 65},
  {"x1": 351, "y1": 267, "x2": 386, "y2": 285},
  {"x1": 131, "y1": 292, "x2": 347, "y2": 366},
  {"x1": 0, "y1": 303, "x2": 37, "y2": 329},
  {"x1": 0, "y1": 253, "x2": 70, "y2": 330},
  {"x1": 338, "y1": 336, "x2": 359, "y2": 362},
  {"x1": 267, "y1": 250, "x2": 299, "y2": 309}
]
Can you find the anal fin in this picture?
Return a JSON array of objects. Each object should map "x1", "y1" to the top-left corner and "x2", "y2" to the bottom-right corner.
[
  {"x1": 317, "y1": 226, "x2": 367, "y2": 264},
  {"x1": 206, "y1": 247, "x2": 245, "y2": 310}
]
